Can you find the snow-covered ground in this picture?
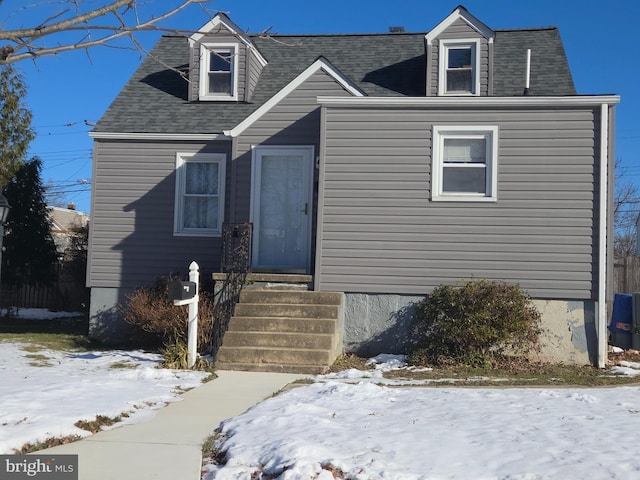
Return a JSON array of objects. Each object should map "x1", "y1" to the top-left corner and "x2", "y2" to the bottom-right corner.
[
  {"x1": 203, "y1": 355, "x2": 640, "y2": 480},
  {"x1": 0, "y1": 342, "x2": 209, "y2": 454},
  {"x1": 3, "y1": 308, "x2": 640, "y2": 479}
]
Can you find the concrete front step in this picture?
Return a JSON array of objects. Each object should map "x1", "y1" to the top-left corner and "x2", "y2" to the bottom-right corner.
[
  {"x1": 239, "y1": 290, "x2": 343, "y2": 305},
  {"x1": 214, "y1": 361, "x2": 328, "y2": 375},
  {"x1": 229, "y1": 317, "x2": 338, "y2": 334},
  {"x1": 216, "y1": 345, "x2": 334, "y2": 366},
  {"x1": 215, "y1": 287, "x2": 343, "y2": 374},
  {"x1": 223, "y1": 331, "x2": 335, "y2": 349},
  {"x1": 234, "y1": 303, "x2": 340, "y2": 319}
]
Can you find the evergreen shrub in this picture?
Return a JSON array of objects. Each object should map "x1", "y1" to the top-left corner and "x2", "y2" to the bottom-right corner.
[{"x1": 408, "y1": 279, "x2": 543, "y2": 367}]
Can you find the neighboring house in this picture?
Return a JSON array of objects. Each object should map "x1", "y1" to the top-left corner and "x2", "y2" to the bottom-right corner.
[
  {"x1": 88, "y1": 6, "x2": 618, "y2": 366},
  {"x1": 49, "y1": 204, "x2": 90, "y2": 258}
]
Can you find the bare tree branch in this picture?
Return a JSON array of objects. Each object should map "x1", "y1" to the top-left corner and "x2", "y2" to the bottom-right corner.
[
  {"x1": 2, "y1": 1, "x2": 132, "y2": 40},
  {"x1": 0, "y1": 0, "x2": 208, "y2": 63},
  {"x1": 614, "y1": 158, "x2": 640, "y2": 258}
]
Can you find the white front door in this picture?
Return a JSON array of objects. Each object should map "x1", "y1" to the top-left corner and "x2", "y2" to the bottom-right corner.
[{"x1": 251, "y1": 146, "x2": 314, "y2": 271}]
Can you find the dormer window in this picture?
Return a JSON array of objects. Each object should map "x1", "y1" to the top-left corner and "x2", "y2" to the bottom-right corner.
[
  {"x1": 439, "y1": 40, "x2": 480, "y2": 96},
  {"x1": 199, "y1": 43, "x2": 238, "y2": 101}
]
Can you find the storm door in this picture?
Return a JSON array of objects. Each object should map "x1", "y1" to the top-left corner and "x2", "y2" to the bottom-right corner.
[{"x1": 250, "y1": 146, "x2": 313, "y2": 271}]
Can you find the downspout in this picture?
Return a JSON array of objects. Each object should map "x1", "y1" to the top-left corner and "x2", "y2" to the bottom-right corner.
[
  {"x1": 523, "y1": 49, "x2": 531, "y2": 96},
  {"x1": 598, "y1": 103, "x2": 609, "y2": 369}
]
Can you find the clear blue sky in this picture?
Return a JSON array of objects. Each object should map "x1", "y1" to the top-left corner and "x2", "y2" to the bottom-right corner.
[{"x1": 2, "y1": 0, "x2": 638, "y2": 215}]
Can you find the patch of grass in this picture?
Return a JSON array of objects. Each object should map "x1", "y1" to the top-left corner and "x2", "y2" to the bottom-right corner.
[
  {"x1": 109, "y1": 361, "x2": 139, "y2": 369},
  {"x1": 24, "y1": 353, "x2": 50, "y2": 361},
  {"x1": 24, "y1": 353, "x2": 53, "y2": 367},
  {"x1": 0, "y1": 332, "x2": 102, "y2": 352},
  {"x1": 0, "y1": 314, "x2": 100, "y2": 352},
  {"x1": 16, "y1": 435, "x2": 83, "y2": 454},
  {"x1": 160, "y1": 340, "x2": 217, "y2": 377},
  {"x1": 328, "y1": 353, "x2": 371, "y2": 373},
  {"x1": 75, "y1": 414, "x2": 127, "y2": 434},
  {"x1": 21, "y1": 345, "x2": 43, "y2": 353},
  {"x1": 202, "y1": 430, "x2": 227, "y2": 466},
  {"x1": 202, "y1": 433, "x2": 217, "y2": 455},
  {"x1": 328, "y1": 355, "x2": 640, "y2": 387},
  {"x1": 0, "y1": 333, "x2": 104, "y2": 352}
]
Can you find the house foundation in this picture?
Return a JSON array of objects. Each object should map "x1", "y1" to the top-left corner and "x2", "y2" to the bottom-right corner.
[
  {"x1": 342, "y1": 293, "x2": 598, "y2": 365},
  {"x1": 88, "y1": 287, "x2": 139, "y2": 346}
]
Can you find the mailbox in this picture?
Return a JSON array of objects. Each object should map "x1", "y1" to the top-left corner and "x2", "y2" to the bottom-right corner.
[{"x1": 168, "y1": 278, "x2": 197, "y2": 301}]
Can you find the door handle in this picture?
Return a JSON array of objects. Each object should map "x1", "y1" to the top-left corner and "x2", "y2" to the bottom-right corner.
[{"x1": 301, "y1": 202, "x2": 308, "y2": 215}]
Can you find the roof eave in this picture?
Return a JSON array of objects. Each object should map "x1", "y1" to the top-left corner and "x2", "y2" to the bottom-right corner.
[{"x1": 317, "y1": 95, "x2": 621, "y2": 107}]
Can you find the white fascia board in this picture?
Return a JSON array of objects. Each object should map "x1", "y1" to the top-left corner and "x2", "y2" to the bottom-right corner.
[
  {"x1": 317, "y1": 95, "x2": 621, "y2": 107},
  {"x1": 426, "y1": 7, "x2": 495, "y2": 45},
  {"x1": 89, "y1": 132, "x2": 229, "y2": 141},
  {"x1": 189, "y1": 14, "x2": 267, "y2": 67},
  {"x1": 225, "y1": 58, "x2": 364, "y2": 138}
]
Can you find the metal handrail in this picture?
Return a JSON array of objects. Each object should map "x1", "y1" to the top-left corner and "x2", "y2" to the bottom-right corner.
[{"x1": 210, "y1": 222, "x2": 252, "y2": 360}]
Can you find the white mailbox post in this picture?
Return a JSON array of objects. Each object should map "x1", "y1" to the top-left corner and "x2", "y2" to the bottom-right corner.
[{"x1": 172, "y1": 261, "x2": 200, "y2": 368}]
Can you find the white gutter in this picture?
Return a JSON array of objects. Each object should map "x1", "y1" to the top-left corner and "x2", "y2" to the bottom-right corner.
[
  {"x1": 317, "y1": 95, "x2": 620, "y2": 107},
  {"x1": 598, "y1": 103, "x2": 610, "y2": 369},
  {"x1": 88, "y1": 132, "x2": 228, "y2": 141}
]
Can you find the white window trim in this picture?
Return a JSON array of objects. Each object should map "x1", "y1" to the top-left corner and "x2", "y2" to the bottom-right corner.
[
  {"x1": 199, "y1": 43, "x2": 239, "y2": 101},
  {"x1": 174, "y1": 152, "x2": 226, "y2": 236},
  {"x1": 432, "y1": 125, "x2": 498, "y2": 202},
  {"x1": 438, "y1": 39, "x2": 481, "y2": 96}
]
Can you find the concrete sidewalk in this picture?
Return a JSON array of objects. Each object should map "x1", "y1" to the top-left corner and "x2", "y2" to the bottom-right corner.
[{"x1": 40, "y1": 370, "x2": 303, "y2": 480}]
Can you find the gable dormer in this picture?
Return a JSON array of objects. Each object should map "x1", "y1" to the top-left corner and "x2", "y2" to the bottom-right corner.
[
  {"x1": 188, "y1": 13, "x2": 267, "y2": 102},
  {"x1": 425, "y1": 6, "x2": 494, "y2": 96}
]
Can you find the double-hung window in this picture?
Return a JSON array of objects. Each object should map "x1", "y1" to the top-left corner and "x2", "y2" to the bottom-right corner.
[
  {"x1": 199, "y1": 44, "x2": 238, "y2": 100},
  {"x1": 439, "y1": 40, "x2": 480, "y2": 95},
  {"x1": 432, "y1": 126, "x2": 498, "y2": 202},
  {"x1": 174, "y1": 153, "x2": 226, "y2": 236}
]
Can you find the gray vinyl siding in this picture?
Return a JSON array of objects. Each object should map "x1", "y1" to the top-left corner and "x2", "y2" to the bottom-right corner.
[
  {"x1": 317, "y1": 105, "x2": 600, "y2": 300},
  {"x1": 88, "y1": 140, "x2": 232, "y2": 288},
  {"x1": 246, "y1": 50, "x2": 264, "y2": 101},
  {"x1": 233, "y1": 69, "x2": 355, "y2": 222},
  {"x1": 188, "y1": 29, "x2": 247, "y2": 102},
  {"x1": 430, "y1": 18, "x2": 489, "y2": 96}
]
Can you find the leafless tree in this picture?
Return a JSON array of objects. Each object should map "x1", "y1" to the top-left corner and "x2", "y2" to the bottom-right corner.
[
  {"x1": 614, "y1": 158, "x2": 639, "y2": 258},
  {"x1": 0, "y1": 0, "x2": 209, "y2": 64}
]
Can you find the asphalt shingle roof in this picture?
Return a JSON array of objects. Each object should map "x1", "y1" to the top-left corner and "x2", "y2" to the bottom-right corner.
[{"x1": 95, "y1": 27, "x2": 576, "y2": 134}]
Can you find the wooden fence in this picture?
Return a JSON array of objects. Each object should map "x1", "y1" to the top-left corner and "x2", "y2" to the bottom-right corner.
[
  {"x1": 0, "y1": 280, "x2": 88, "y2": 313},
  {"x1": 614, "y1": 257, "x2": 640, "y2": 294}
]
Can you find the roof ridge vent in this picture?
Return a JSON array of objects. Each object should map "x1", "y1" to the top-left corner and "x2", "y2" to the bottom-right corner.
[{"x1": 389, "y1": 26, "x2": 405, "y2": 33}]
